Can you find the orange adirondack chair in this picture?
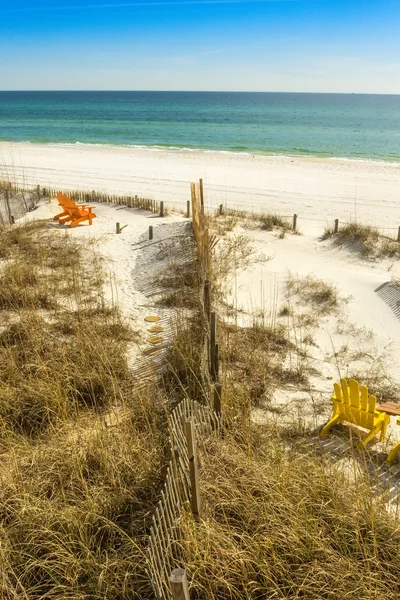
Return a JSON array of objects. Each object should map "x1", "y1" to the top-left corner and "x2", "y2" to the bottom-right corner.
[{"x1": 54, "y1": 192, "x2": 96, "y2": 227}]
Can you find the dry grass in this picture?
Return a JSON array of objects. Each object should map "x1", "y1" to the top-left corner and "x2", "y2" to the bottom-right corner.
[
  {"x1": 324, "y1": 222, "x2": 400, "y2": 258},
  {"x1": 220, "y1": 320, "x2": 307, "y2": 408},
  {"x1": 287, "y1": 274, "x2": 339, "y2": 316},
  {"x1": 210, "y1": 208, "x2": 291, "y2": 236},
  {"x1": 180, "y1": 425, "x2": 400, "y2": 600},
  {"x1": 0, "y1": 220, "x2": 167, "y2": 599},
  {"x1": 259, "y1": 213, "x2": 289, "y2": 232},
  {"x1": 210, "y1": 233, "x2": 256, "y2": 305}
]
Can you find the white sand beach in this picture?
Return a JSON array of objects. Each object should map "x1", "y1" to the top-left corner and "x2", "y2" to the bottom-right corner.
[{"x1": 2, "y1": 141, "x2": 400, "y2": 235}]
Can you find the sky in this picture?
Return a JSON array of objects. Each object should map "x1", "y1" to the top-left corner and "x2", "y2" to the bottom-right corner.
[{"x1": 0, "y1": 0, "x2": 399, "y2": 92}]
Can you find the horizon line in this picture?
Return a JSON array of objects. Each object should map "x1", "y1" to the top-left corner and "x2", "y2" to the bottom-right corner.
[{"x1": 1, "y1": 90, "x2": 400, "y2": 96}]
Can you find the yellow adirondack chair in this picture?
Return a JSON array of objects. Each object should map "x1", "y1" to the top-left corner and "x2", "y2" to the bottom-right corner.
[
  {"x1": 320, "y1": 378, "x2": 390, "y2": 449},
  {"x1": 387, "y1": 419, "x2": 400, "y2": 464}
]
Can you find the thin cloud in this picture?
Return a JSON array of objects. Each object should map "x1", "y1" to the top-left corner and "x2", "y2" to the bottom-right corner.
[
  {"x1": 2, "y1": 0, "x2": 308, "y2": 12},
  {"x1": 168, "y1": 35, "x2": 300, "y2": 60}
]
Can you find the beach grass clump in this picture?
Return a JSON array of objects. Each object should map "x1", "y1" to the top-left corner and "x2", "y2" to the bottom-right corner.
[
  {"x1": 160, "y1": 313, "x2": 206, "y2": 405},
  {"x1": 0, "y1": 262, "x2": 57, "y2": 310},
  {"x1": 211, "y1": 207, "x2": 291, "y2": 235},
  {"x1": 0, "y1": 408, "x2": 166, "y2": 599},
  {"x1": 153, "y1": 235, "x2": 207, "y2": 402},
  {"x1": 212, "y1": 233, "x2": 254, "y2": 286},
  {"x1": 220, "y1": 320, "x2": 306, "y2": 406},
  {"x1": 0, "y1": 308, "x2": 136, "y2": 436},
  {"x1": 325, "y1": 222, "x2": 400, "y2": 258},
  {"x1": 0, "y1": 220, "x2": 45, "y2": 258},
  {"x1": 212, "y1": 214, "x2": 239, "y2": 235},
  {"x1": 259, "y1": 213, "x2": 289, "y2": 231},
  {"x1": 180, "y1": 425, "x2": 400, "y2": 600},
  {"x1": 287, "y1": 274, "x2": 339, "y2": 315}
]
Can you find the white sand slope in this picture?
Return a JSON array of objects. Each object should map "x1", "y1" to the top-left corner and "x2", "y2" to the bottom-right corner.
[
  {"x1": 2, "y1": 141, "x2": 400, "y2": 235},
  {"x1": 231, "y1": 229, "x2": 400, "y2": 370},
  {"x1": 224, "y1": 224, "x2": 400, "y2": 452}
]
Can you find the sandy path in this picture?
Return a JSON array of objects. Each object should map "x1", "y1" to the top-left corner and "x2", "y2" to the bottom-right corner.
[{"x1": 21, "y1": 199, "x2": 190, "y2": 368}]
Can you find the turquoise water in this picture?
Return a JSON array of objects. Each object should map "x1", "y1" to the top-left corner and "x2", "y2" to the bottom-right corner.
[{"x1": 0, "y1": 91, "x2": 399, "y2": 161}]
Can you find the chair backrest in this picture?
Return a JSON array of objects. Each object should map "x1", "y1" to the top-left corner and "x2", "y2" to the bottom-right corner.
[
  {"x1": 333, "y1": 378, "x2": 377, "y2": 430},
  {"x1": 57, "y1": 192, "x2": 84, "y2": 215}
]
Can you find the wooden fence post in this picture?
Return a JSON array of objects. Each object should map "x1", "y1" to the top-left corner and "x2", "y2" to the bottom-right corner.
[
  {"x1": 185, "y1": 418, "x2": 201, "y2": 518},
  {"x1": 204, "y1": 279, "x2": 211, "y2": 322},
  {"x1": 5, "y1": 189, "x2": 12, "y2": 223},
  {"x1": 149, "y1": 225, "x2": 153, "y2": 240},
  {"x1": 186, "y1": 200, "x2": 190, "y2": 218},
  {"x1": 160, "y1": 201, "x2": 164, "y2": 218},
  {"x1": 213, "y1": 382, "x2": 222, "y2": 419},
  {"x1": 214, "y1": 343, "x2": 219, "y2": 381},
  {"x1": 170, "y1": 568, "x2": 190, "y2": 600},
  {"x1": 199, "y1": 178, "x2": 204, "y2": 214},
  {"x1": 334, "y1": 219, "x2": 339, "y2": 233},
  {"x1": 190, "y1": 182, "x2": 196, "y2": 208},
  {"x1": 219, "y1": 204, "x2": 223, "y2": 216},
  {"x1": 292, "y1": 213, "x2": 297, "y2": 232},
  {"x1": 210, "y1": 311, "x2": 217, "y2": 381},
  {"x1": 116, "y1": 223, "x2": 121, "y2": 234},
  {"x1": 397, "y1": 226, "x2": 400, "y2": 243}
]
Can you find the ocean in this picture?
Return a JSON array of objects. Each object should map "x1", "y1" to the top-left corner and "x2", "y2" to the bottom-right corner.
[{"x1": 0, "y1": 91, "x2": 399, "y2": 162}]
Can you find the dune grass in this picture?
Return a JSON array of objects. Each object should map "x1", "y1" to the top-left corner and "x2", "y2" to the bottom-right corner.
[
  {"x1": 220, "y1": 320, "x2": 307, "y2": 408},
  {"x1": 287, "y1": 273, "x2": 339, "y2": 315},
  {"x1": 2, "y1": 211, "x2": 400, "y2": 600},
  {"x1": 210, "y1": 207, "x2": 292, "y2": 236},
  {"x1": 323, "y1": 222, "x2": 400, "y2": 258},
  {"x1": 0, "y1": 220, "x2": 168, "y2": 599},
  {"x1": 180, "y1": 425, "x2": 400, "y2": 600}
]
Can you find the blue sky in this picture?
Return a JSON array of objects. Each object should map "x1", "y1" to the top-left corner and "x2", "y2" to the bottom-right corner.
[{"x1": 0, "y1": 0, "x2": 399, "y2": 92}]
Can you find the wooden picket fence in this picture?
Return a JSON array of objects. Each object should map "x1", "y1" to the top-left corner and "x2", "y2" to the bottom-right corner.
[
  {"x1": 147, "y1": 397, "x2": 220, "y2": 600},
  {"x1": 0, "y1": 183, "x2": 161, "y2": 222},
  {"x1": 52, "y1": 188, "x2": 160, "y2": 214},
  {"x1": 147, "y1": 180, "x2": 223, "y2": 600},
  {"x1": 0, "y1": 185, "x2": 39, "y2": 225}
]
